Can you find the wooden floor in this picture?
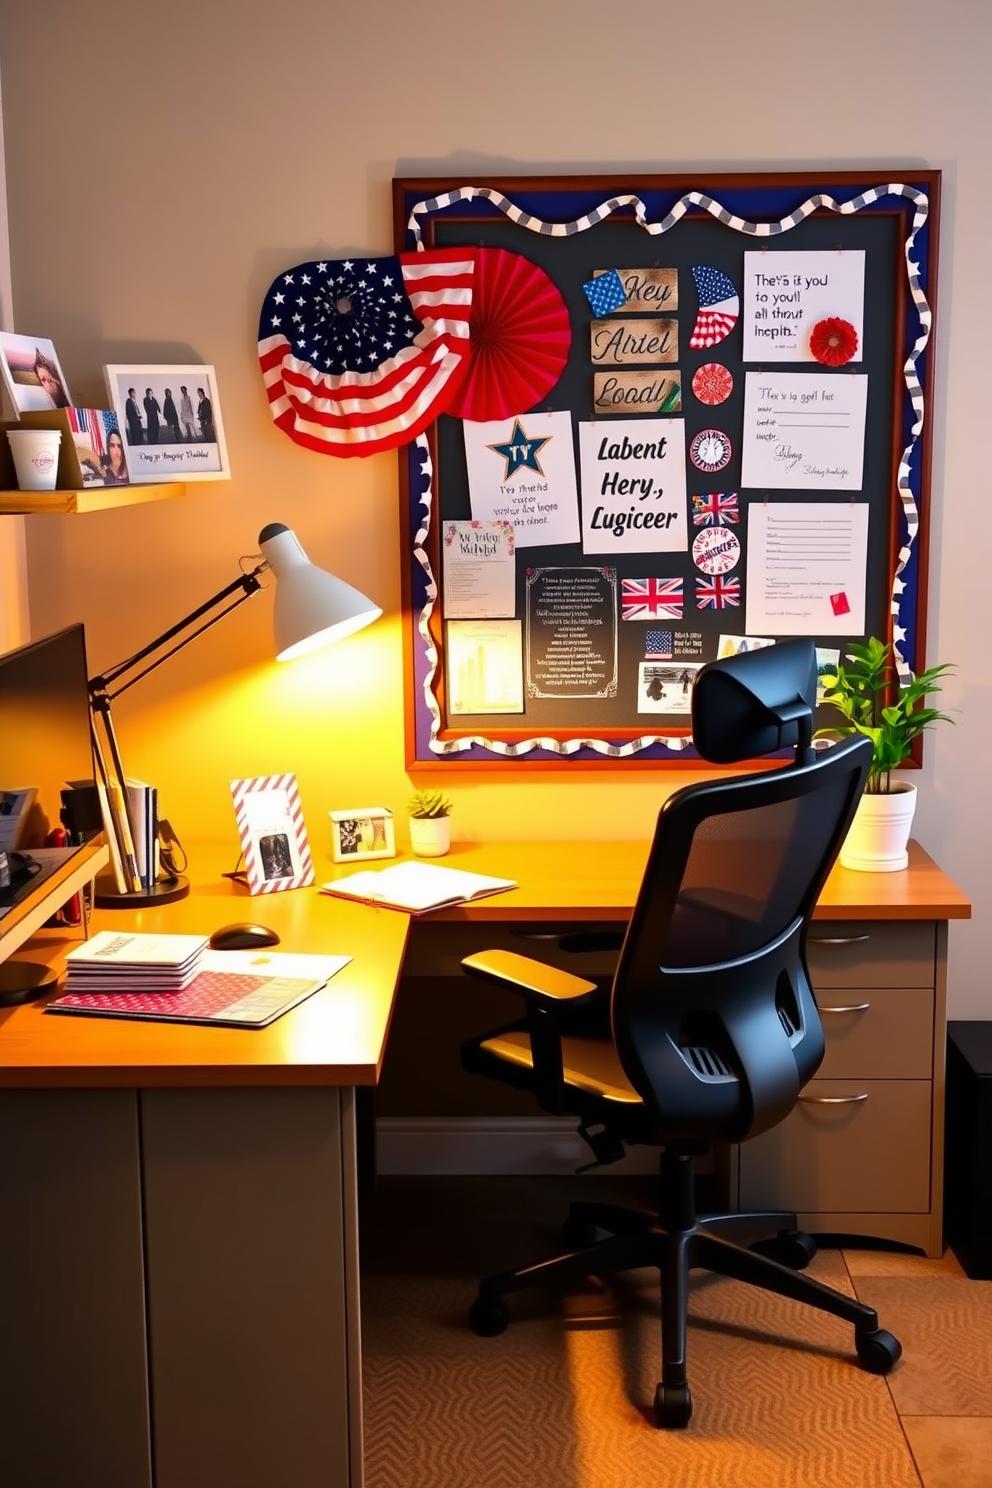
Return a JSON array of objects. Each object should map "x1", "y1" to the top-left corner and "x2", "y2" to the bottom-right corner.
[{"x1": 360, "y1": 1177, "x2": 991, "y2": 1488}]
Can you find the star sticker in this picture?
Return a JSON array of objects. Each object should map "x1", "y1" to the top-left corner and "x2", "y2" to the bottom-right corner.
[
  {"x1": 487, "y1": 419, "x2": 552, "y2": 481},
  {"x1": 273, "y1": 291, "x2": 285, "y2": 305}
]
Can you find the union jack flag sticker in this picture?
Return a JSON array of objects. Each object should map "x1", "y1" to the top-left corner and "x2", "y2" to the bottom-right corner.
[
  {"x1": 621, "y1": 577, "x2": 684, "y2": 621},
  {"x1": 695, "y1": 575, "x2": 741, "y2": 610},
  {"x1": 692, "y1": 492, "x2": 739, "y2": 526}
]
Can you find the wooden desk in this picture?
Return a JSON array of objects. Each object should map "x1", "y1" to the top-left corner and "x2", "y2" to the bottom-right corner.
[
  {"x1": 0, "y1": 862, "x2": 409, "y2": 1488},
  {"x1": 0, "y1": 840, "x2": 970, "y2": 1488}
]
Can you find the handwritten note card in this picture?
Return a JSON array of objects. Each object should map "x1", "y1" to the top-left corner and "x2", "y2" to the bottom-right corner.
[
  {"x1": 577, "y1": 418, "x2": 688, "y2": 555},
  {"x1": 741, "y1": 372, "x2": 868, "y2": 491},
  {"x1": 442, "y1": 521, "x2": 516, "y2": 619},
  {"x1": 745, "y1": 502, "x2": 869, "y2": 636},
  {"x1": 464, "y1": 412, "x2": 580, "y2": 549},
  {"x1": 742, "y1": 250, "x2": 865, "y2": 362}
]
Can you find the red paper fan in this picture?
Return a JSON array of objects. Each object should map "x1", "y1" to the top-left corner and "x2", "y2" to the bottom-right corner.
[{"x1": 445, "y1": 248, "x2": 571, "y2": 422}]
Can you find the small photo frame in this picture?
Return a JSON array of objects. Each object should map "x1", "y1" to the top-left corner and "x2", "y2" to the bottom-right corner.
[
  {"x1": 230, "y1": 774, "x2": 314, "y2": 894},
  {"x1": 330, "y1": 807, "x2": 395, "y2": 864},
  {"x1": 0, "y1": 331, "x2": 73, "y2": 414},
  {"x1": 103, "y1": 363, "x2": 231, "y2": 483}
]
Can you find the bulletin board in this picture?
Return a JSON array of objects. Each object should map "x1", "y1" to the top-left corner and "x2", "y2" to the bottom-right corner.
[{"x1": 393, "y1": 172, "x2": 940, "y2": 768}]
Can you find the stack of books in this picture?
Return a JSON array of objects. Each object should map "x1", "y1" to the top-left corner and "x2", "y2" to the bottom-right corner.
[{"x1": 62, "y1": 930, "x2": 208, "y2": 992}]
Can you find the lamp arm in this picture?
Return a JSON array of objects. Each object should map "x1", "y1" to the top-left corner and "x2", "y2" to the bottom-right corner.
[{"x1": 89, "y1": 564, "x2": 267, "y2": 706}]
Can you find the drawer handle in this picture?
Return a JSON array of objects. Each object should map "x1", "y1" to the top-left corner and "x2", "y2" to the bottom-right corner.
[
  {"x1": 799, "y1": 1092, "x2": 869, "y2": 1105},
  {"x1": 808, "y1": 935, "x2": 871, "y2": 946},
  {"x1": 820, "y1": 1002, "x2": 871, "y2": 1014}
]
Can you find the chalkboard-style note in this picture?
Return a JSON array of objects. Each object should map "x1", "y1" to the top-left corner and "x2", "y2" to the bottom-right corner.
[{"x1": 394, "y1": 172, "x2": 940, "y2": 769}]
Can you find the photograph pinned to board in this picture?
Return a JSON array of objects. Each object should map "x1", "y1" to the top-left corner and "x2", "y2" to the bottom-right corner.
[
  {"x1": 329, "y1": 807, "x2": 396, "y2": 864},
  {"x1": 229, "y1": 774, "x2": 314, "y2": 894},
  {"x1": 637, "y1": 661, "x2": 702, "y2": 714},
  {"x1": 103, "y1": 364, "x2": 230, "y2": 482},
  {"x1": 0, "y1": 331, "x2": 72, "y2": 413}
]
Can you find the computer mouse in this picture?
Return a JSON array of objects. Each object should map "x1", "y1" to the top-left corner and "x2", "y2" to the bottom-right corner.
[{"x1": 208, "y1": 922, "x2": 281, "y2": 951}]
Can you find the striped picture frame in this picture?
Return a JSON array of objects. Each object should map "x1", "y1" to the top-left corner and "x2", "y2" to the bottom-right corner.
[{"x1": 229, "y1": 773, "x2": 314, "y2": 895}]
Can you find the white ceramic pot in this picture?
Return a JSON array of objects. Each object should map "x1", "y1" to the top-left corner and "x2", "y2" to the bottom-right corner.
[
  {"x1": 839, "y1": 782, "x2": 917, "y2": 872},
  {"x1": 409, "y1": 815, "x2": 450, "y2": 857}
]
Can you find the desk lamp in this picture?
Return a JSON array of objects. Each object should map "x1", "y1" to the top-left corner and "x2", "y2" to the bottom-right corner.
[{"x1": 87, "y1": 522, "x2": 381, "y2": 906}]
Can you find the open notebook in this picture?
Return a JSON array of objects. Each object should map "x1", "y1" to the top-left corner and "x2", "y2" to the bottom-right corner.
[{"x1": 321, "y1": 861, "x2": 516, "y2": 914}]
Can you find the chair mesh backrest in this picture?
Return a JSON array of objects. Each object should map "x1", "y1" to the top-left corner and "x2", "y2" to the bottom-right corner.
[
  {"x1": 662, "y1": 772, "x2": 855, "y2": 968},
  {"x1": 610, "y1": 737, "x2": 871, "y2": 1139}
]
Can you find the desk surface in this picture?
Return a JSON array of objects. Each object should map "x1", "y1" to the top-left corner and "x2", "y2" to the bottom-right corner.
[
  {"x1": 414, "y1": 837, "x2": 972, "y2": 923},
  {"x1": 1, "y1": 839, "x2": 969, "y2": 1090}
]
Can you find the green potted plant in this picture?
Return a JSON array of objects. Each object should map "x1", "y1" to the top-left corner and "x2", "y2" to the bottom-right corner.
[
  {"x1": 816, "y1": 637, "x2": 954, "y2": 871},
  {"x1": 407, "y1": 789, "x2": 453, "y2": 857}
]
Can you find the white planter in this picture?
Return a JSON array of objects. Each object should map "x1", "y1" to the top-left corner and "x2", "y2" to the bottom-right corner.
[
  {"x1": 839, "y1": 782, "x2": 917, "y2": 872},
  {"x1": 409, "y1": 816, "x2": 450, "y2": 857}
]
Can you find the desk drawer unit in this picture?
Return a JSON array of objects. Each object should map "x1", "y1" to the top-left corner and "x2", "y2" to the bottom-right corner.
[{"x1": 735, "y1": 919, "x2": 947, "y2": 1256}]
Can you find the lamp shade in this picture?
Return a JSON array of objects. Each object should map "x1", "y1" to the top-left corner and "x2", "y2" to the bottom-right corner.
[{"x1": 258, "y1": 523, "x2": 381, "y2": 661}]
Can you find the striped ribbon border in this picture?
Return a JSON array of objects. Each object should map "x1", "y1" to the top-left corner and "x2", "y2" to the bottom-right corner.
[
  {"x1": 408, "y1": 183, "x2": 932, "y2": 754},
  {"x1": 230, "y1": 773, "x2": 315, "y2": 892}
]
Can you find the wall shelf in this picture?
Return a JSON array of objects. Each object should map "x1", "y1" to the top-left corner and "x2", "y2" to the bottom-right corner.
[{"x1": 0, "y1": 482, "x2": 187, "y2": 515}]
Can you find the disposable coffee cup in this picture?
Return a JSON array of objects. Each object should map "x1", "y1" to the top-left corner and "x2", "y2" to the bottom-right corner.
[{"x1": 7, "y1": 428, "x2": 62, "y2": 491}]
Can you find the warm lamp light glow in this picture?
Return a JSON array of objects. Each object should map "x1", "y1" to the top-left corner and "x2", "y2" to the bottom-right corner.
[{"x1": 258, "y1": 523, "x2": 382, "y2": 661}]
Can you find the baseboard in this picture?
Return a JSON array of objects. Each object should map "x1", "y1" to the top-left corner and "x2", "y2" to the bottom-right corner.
[{"x1": 374, "y1": 1117, "x2": 657, "y2": 1176}]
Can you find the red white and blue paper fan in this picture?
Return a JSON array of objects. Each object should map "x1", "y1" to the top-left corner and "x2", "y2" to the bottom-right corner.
[
  {"x1": 444, "y1": 247, "x2": 571, "y2": 423},
  {"x1": 688, "y1": 265, "x2": 739, "y2": 350},
  {"x1": 258, "y1": 248, "x2": 474, "y2": 458}
]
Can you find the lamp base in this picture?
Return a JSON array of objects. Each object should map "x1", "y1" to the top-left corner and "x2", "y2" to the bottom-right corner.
[
  {"x1": 94, "y1": 874, "x2": 191, "y2": 908},
  {"x1": 0, "y1": 959, "x2": 59, "y2": 1007}
]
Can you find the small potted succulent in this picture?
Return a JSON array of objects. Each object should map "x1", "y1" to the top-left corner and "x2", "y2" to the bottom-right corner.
[
  {"x1": 407, "y1": 789, "x2": 453, "y2": 857},
  {"x1": 816, "y1": 637, "x2": 954, "y2": 871}
]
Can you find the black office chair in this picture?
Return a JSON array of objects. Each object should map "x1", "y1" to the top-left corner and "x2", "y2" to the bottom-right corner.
[{"x1": 459, "y1": 639, "x2": 901, "y2": 1428}]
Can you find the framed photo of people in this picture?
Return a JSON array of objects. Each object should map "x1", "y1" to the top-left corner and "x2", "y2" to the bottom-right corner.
[
  {"x1": 229, "y1": 773, "x2": 314, "y2": 895},
  {"x1": 392, "y1": 170, "x2": 941, "y2": 769},
  {"x1": 104, "y1": 363, "x2": 231, "y2": 482}
]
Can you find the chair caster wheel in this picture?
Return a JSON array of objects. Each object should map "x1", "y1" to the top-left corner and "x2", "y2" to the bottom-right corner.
[
  {"x1": 855, "y1": 1327, "x2": 902, "y2": 1374},
  {"x1": 469, "y1": 1295, "x2": 510, "y2": 1337},
  {"x1": 563, "y1": 1217, "x2": 597, "y2": 1250},
  {"x1": 754, "y1": 1229, "x2": 818, "y2": 1270},
  {"x1": 654, "y1": 1381, "x2": 692, "y2": 1428}
]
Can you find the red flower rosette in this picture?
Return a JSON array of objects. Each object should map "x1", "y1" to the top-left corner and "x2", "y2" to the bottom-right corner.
[
  {"x1": 445, "y1": 247, "x2": 571, "y2": 422},
  {"x1": 809, "y1": 317, "x2": 858, "y2": 367}
]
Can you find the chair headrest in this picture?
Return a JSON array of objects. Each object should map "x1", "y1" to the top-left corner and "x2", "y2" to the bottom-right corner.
[{"x1": 691, "y1": 639, "x2": 818, "y2": 765}]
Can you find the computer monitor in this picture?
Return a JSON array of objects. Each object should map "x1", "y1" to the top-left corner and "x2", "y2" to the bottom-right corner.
[{"x1": 0, "y1": 623, "x2": 101, "y2": 1003}]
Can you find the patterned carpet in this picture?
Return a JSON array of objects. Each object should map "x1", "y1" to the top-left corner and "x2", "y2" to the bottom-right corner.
[{"x1": 359, "y1": 1179, "x2": 991, "y2": 1488}]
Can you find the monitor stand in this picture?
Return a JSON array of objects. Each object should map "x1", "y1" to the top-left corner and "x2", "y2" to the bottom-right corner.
[{"x1": 0, "y1": 958, "x2": 59, "y2": 1007}]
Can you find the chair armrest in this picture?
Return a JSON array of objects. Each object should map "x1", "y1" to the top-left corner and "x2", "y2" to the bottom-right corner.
[{"x1": 462, "y1": 949, "x2": 600, "y2": 1006}]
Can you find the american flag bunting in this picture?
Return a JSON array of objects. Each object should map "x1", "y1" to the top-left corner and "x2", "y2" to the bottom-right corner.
[{"x1": 258, "y1": 249, "x2": 474, "y2": 458}]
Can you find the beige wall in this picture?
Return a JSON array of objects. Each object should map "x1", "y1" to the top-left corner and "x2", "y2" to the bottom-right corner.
[
  {"x1": 0, "y1": 0, "x2": 988, "y2": 1012},
  {"x1": 0, "y1": 62, "x2": 29, "y2": 649}
]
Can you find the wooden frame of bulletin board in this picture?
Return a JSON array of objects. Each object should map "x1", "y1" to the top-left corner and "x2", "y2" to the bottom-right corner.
[{"x1": 393, "y1": 171, "x2": 940, "y2": 769}]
